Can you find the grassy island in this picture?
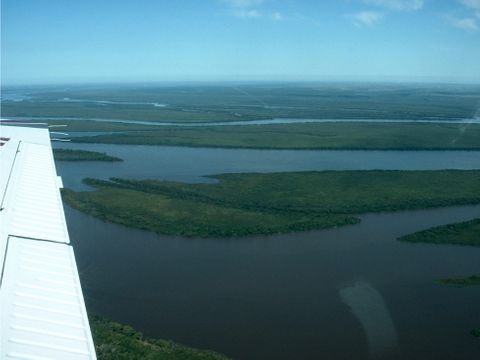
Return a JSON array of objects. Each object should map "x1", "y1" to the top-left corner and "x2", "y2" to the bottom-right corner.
[
  {"x1": 437, "y1": 276, "x2": 480, "y2": 287},
  {"x1": 71, "y1": 122, "x2": 480, "y2": 150},
  {"x1": 398, "y1": 218, "x2": 480, "y2": 246},
  {"x1": 90, "y1": 316, "x2": 230, "y2": 360},
  {"x1": 53, "y1": 148, "x2": 122, "y2": 162},
  {"x1": 399, "y1": 216, "x2": 480, "y2": 339},
  {"x1": 399, "y1": 216, "x2": 480, "y2": 338},
  {"x1": 61, "y1": 170, "x2": 480, "y2": 238}
]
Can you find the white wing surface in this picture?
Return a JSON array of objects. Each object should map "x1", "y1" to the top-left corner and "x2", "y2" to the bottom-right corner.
[{"x1": 0, "y1": 124, "x2": 96, "y2": 359}]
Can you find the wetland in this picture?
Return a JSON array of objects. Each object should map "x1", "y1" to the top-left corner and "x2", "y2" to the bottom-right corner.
[{"x1": 4, "y1": 83, "x2": 480, "y2": 359}]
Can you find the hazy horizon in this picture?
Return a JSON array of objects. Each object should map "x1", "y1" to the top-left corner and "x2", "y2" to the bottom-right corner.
[{"x1": 2, "y1": 77, "x2": 480, "y2": 88}]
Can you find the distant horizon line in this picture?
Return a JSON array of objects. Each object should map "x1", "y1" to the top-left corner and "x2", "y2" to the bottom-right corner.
[{"x1": 2, "y1": 77, "x2": 480, "y2": 88}]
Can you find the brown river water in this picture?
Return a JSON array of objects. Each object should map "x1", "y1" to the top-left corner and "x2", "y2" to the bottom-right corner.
[{"x1": 54, "y1": 143, "x2": 480, "y2": 359}]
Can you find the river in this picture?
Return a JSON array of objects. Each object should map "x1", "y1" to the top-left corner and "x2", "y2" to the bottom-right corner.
[
  {"x1": 54, "y1": 143, "x2": 480, "y2": 360},
  {"x1": 54, "y1": 142, "x2": 480, "y2": 191}
]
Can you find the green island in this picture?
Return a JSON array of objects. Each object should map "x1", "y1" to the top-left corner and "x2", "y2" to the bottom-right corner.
[
  {"x1": 398, "y1": 216, "x2": 480, "y2": 337},
  {"x1": 53, "y1": 148, "x2": 123, "y2": 162},
  {"x1": 398, "y1": 218, "x2": 480, "y2": 246},
  {"x1": 70, "y1": 122, "x2": 480, "y2": 150},
  {"x1": 61, "y1": 170, "x2": 480, "y2": 238},
  {"x1": 437, "y1": 275, "x2": 480, "y2": 287},
  {"x1": 90, "y1": 316, "x2": 230, "y2": 360}
]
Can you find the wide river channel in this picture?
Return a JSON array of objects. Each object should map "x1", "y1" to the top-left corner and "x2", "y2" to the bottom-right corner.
[{"x1": 54, "y1": 142, "x2": 480, "y2": 360}]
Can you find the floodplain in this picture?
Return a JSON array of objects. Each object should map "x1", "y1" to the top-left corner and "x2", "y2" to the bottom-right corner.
[{"x1": 3, "y1": 83, "x2": 480, "y2": 359}]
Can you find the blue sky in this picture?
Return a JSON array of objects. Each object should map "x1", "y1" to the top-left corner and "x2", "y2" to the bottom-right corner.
[{"x1": 1, "y1": 0, "x2": 480, "y2": 84}]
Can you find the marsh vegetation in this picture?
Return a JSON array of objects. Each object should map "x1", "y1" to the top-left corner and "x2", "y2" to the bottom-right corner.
[
  {"x1": 71, "y1": 122, "x2": 480, "y2": 150},
  {"x1": 62, "y1": 170, "x2": 480, "y2": 237},
  {"x1": 53, "y1": 148, "x2": 123, "y2": 162},
  {"x1": 4, "y1": 84, "x2": 479, "y2": 122},
  {"x1": 398, "y1": 218, "x2": 480, "y2": 246},
  {"x1": 437, "y1": 276, "x2": 480, "y2": 287}
]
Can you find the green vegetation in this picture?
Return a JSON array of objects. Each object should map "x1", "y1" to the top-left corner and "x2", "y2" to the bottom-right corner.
[
  {"x1": 53, "y1": 148, "x2": 122, "y2": 162},
  {"x1": 62, "y1": 170, "x2": 480, "y2": 237},
  {"x1": 437, "y1": 275, "x2": 480, "y2": 287},
  {"x1": 90, "y1": 315, "x2": 230, "y2": 360},
  {"x1": 49, "y1": 119, "x2": 162, "y2": 132},
  {"x1": 71, "y1": 122, "x2": 480, "y2": 150},
  {"x1": 7, "y1": 85, "x2": 480, "y2": 150},
  {"x1": 62, "y1": 178, "x2": 358, "y2": 238},
  {"x1": 398, "y1": 218, "x2": 480, "y2": 246},
  {"x1": 2, "y1": 100, "x2": 249, "y2": 123},
  {"x1": 399, "y1": 216, "x2": 480, "y2": 339},
  {"x1": 3, "y1": 84, "x2": 479, "y2": 122}
]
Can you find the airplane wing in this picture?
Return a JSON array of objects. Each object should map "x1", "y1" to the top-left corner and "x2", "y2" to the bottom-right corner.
[{"x1": 0, "y1": 124, "x2": 96, "y2": 359}]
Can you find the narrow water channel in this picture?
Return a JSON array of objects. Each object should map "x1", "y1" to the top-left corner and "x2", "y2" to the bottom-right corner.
[{"x1": 54, "y1": 142, "x2": 480, "y2": 191}]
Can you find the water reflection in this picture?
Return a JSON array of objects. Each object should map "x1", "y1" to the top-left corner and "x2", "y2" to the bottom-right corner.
[{"x1": 340, "y1": 281, "x2": 398, "y2": 357}]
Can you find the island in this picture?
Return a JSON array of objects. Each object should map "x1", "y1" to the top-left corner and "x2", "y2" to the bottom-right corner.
[
  {"x1": 61, "y1": 170, "x2": 480, "y2": 238},
  {"x1": 53, "y1": 148, "x2": 123, "y2": 162},
  {"x1": 70, "y1": 122, "x2": 480, "y2": 151},
  {"x1": 398, "y1": 218, "x2": 480, "y2": 337},
  {"x1": 437, "y1": 275, "x2": 480, "y2": 287},
  {"x1": 398, "y1": 218, "x2": 480, "y2": 246}
]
